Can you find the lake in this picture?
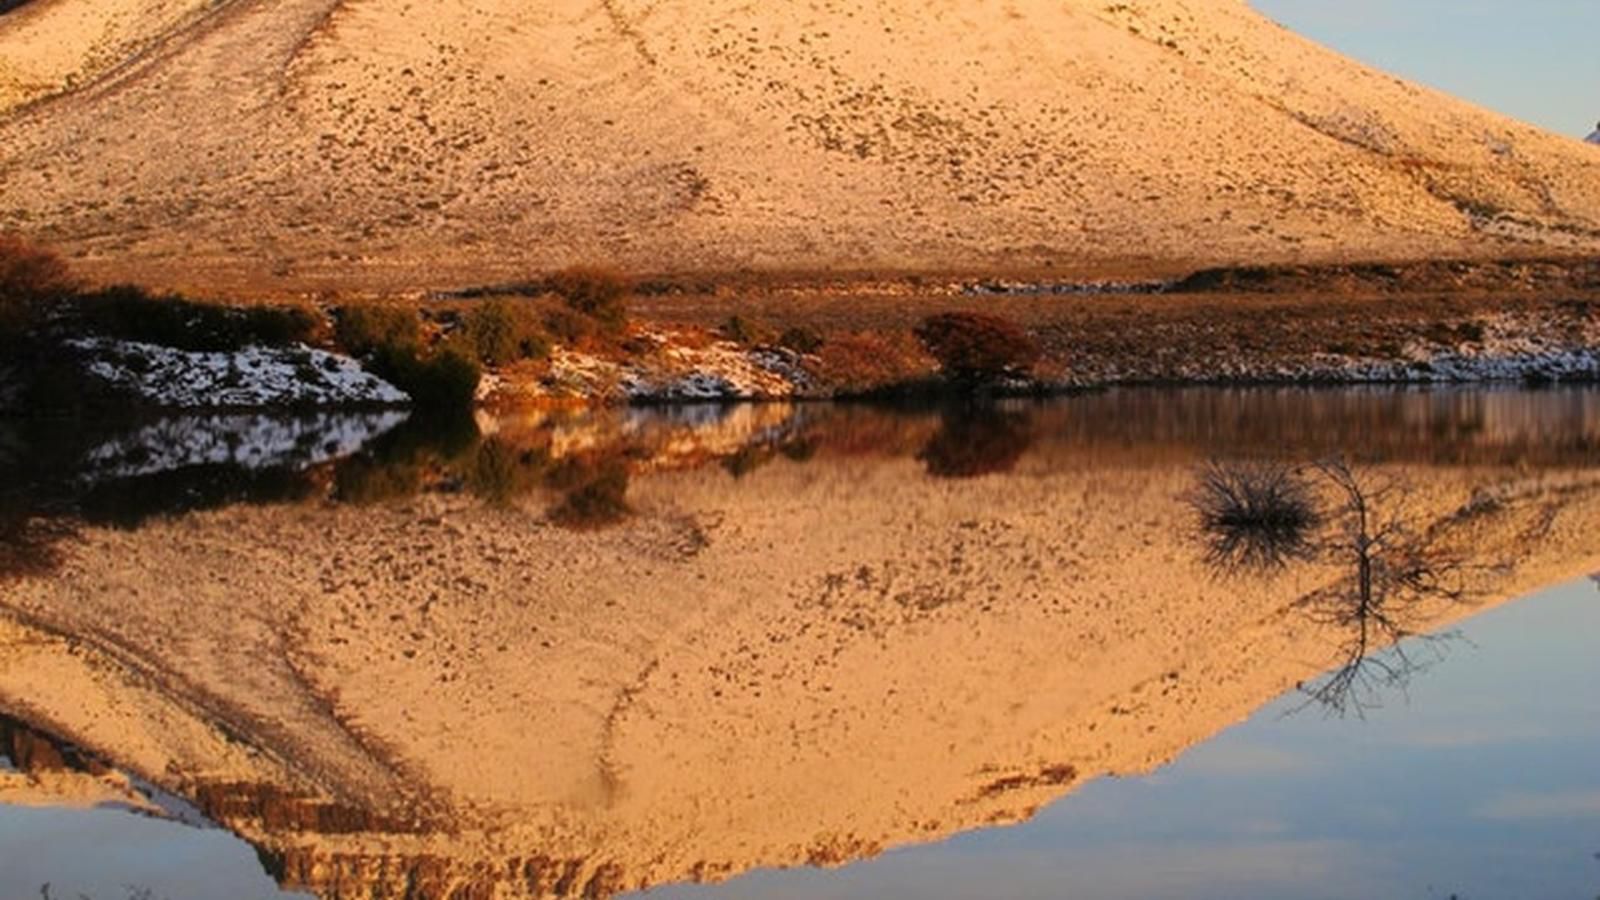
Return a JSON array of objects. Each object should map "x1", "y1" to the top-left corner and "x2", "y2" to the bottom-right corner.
[{"x1": 1, "y1": 388, "x2": 1598, "y2": 899}]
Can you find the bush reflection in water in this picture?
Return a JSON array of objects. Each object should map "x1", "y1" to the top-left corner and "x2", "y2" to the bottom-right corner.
[{"x1": 1190, "y1": 456, "x2": 1478, "y2": 717}]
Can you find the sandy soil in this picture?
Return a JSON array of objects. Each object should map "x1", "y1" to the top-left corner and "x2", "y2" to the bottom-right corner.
[
  {"x1": 3, "y1": 401, "x2": 1600, "y2": 898},
  {"x1": 2, "y1": 0, "x2": 1600, "y2": 296}
]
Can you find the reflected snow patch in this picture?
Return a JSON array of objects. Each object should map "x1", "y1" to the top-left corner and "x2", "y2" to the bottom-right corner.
[{"x1": 81, "y1": 411, "x2": 410, "y2": 482}]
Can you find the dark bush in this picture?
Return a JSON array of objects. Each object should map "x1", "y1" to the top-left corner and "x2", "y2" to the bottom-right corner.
[
  {"x1": 1190, "y1": 461, "x2": 1322, "y2": 573},
  {"x1": 918, "y1": 406, "x2": 1036, "y2": 479},
  {"x1": 335, "y1": 305, "x2": 421, "y2": 358},
  {"x1": 913, "y1": 312, "x2": 1040, "y2": 383},
  {"x1": 778, "y1": 326, "x2": 825, "y2": 355},
  {"x1": 0, "y1": 235, "x2": 73, "y2": 338},
  {"x1": 74, "y1": 285, "x2": 320, "y2": 351},
  {"x1": 548, "y1": 266, "x2": 630, "y2": 332},
  {"x1": 548, "y1": 457, "x2": 631, "y2": 529},
  {"x1": 463, "y1": 298, "x2": 549, "y2": 367},
  {"x1": 370, "y1": 345, "x2": 481, "y2": 411},
  {"x1": 720, "y1": 315, "x2": 773, "y2": 347},
  {"x1": 536, "y1": 299, "x2": 599, "y2": 347},
  {"x1": 464, "y1": 439, "x2": 551, "y2": 505}
]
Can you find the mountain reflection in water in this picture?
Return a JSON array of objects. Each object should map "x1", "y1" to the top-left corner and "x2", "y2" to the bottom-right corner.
[{"x1": 1, "y1": 388, "x2": 1599, "y2": 900}]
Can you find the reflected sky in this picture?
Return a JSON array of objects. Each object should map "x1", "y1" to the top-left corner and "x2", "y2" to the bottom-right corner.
[
  {"x1": 0, "y1": 807, "x2": 307, "y2": 900},
  {"x1": 637, "y1": 582, "x2": 1600, "y2": 900}
]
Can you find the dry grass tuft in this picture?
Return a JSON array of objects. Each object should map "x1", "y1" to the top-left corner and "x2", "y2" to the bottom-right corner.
[
  {"x1": 548, "y1": 266, "x2": 631, "y2": 333},
  {"x1": 810, "y1": 331, "x2": 933, "y2": 395}
]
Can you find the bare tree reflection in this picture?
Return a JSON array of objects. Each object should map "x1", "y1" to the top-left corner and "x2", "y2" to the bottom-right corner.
[
  {"x1": 1294, "y1": 620, "x2": 1466, "y2": 718},
  {"x1": 1192, "y1": 456, "x2": 1474, "y2": 717},
  {"x1": 1293, "y1": 458, "x2": 1470, "y2": 717}
]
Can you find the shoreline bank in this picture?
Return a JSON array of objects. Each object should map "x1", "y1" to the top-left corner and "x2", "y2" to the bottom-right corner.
[
  {"x1": 8, "y1": 303, "x2": 1600, "y2": 415},
  {"x1": 5, "y1": 255, "x2": 1600, "y2": 415}
]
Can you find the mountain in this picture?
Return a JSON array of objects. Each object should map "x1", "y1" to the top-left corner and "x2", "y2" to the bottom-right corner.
[{"x1": 2, "y1": 0, "x2": 1599, "y2": 294}]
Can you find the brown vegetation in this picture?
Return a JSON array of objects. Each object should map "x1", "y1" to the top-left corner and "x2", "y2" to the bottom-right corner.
[
  {"x1": 460, "y1": 299, "x2": 550, "y2": 367},
  {"x1": 547, "y1": 266, "x2": 631, "y2": 334},
  {"x1": 71, "y1": 284, "x2": 321, "y2": 351},
  {"x1": 0, "y1": 234, "x2": 73, "y2": 337},
  {"x1": 719, "y1": 315, "x2": 774, "y2": 348},
  {"x1": 777, "y1": 326, "x2": 826, "y2": 355},
  {"x1": 335, "y1": 305, "x2": 421, "y2": 357},
  {"x1": 809, "y1": 331, "x2": 933, "y2": 395},
  {"x1": 370, "y1": 346, "x2": 481, "y2": 412},
  {"x1": 914, "y1": 313, "x2": 1041, "y2": 383}
]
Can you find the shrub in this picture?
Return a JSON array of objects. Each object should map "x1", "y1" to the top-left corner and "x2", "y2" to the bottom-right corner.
[
  {"x1": 535, "y1": 298, "x2": 599, "y2": 347},
  {"x1": 812, "y1": 331, "x2": 934, "y2": 395},
  {"x1": 720, "y1": 315, "x2": 774, "y2": 347},
  {"x1": 462, "y1": 298, "x2": 549, "y2": 367},
  {"x1": 548, "y1": 266, "x2": 630, "y2": 332},
  {"x1": 1190, "y1": 461, "x2": 1322, "y2": 573},
  {"x1": 74, "y1": 285, "x2": 319, "y2": 351},
  {"x1": 913, "y1": 312, "x2": 1040, "y2": 383},
  {"x1": 336, "y1": 305, "x2": 421, "y2": 358},
  {"x1": 778, "y1": 326, "x2": 825, "y2": 355},
  {"x1": 0, "y1": 235, "x2": 73, "y2": 338},
  {"x1": 370, "y1": 345, "x2": 481, "y2": 411}
]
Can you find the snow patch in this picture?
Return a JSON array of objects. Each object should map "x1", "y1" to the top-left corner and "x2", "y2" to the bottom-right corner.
[
  {"x1": 962, "y1": 279, "x2": 1169, "y2": 296},
  {"x1": 68, "y1": 338, "x2": 409, "y2": 409},
  {"x1": 486, "y1": 335, "x2": 816, "y2": 404}
]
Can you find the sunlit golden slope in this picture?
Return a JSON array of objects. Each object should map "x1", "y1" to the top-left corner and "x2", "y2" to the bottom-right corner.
[{"x1": 2, "y1": 0, "x2": 1599, "y2": 292}]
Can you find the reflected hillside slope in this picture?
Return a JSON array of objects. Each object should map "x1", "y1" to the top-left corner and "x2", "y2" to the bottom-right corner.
[{"x1": 3, "y1": 390, "x2": 1600, "y2": 898}]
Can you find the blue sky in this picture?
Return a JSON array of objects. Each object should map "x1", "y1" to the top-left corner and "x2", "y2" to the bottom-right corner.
[{"x1": 1251, "y1": 0, "x2": 1599, "y2": 136}]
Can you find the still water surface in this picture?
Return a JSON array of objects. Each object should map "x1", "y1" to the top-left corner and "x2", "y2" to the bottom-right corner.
[{"x1": 0, "y1": 388, "x2": 1597, "y2": 899}]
